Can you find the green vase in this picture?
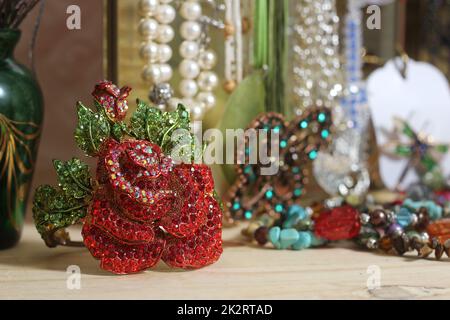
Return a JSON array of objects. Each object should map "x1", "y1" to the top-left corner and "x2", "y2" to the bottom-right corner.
[{"x1": 0, "y1": 29, "x2": 43, "y2": 249}]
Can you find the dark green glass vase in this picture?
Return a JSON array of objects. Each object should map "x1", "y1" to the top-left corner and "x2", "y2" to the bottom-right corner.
[{"x1": 0, "y1": 29, "x2": 43, "y2": 249}]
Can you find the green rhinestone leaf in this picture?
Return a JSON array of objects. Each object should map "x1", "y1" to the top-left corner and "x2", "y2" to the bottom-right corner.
[
  {"x1": 32, "y1": 185, "x2": 88, "y2": 246},
  {"x1": 129, "y1": 101, "x2": 194, "y2": 156},
  {"x1": 74, "y1": 101, "x2": 111, "y2": 156},
  {"x1": 53, "y1": 158, "x2": 93, "y2": 199},
  {"x1": 111, "y1": 122, "x2": 127, "y2": 141},
  {"x1": 159, "y1": 104, "x2": 190, "y2": 147},
  {"x1": 129, "y1": 99, "x2": 163, "y2": 143}
]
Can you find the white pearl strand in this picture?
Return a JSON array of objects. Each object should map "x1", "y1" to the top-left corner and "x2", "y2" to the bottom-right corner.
[
  {"x1": 139, "y1": 0, "x2": 175, "y2": 87},
  {"x1": 138, "y1": 0, "x2": 219, "y2": 120}
]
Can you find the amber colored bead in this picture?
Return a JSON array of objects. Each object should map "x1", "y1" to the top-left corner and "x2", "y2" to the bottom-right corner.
[
  {"x1": 223, "y1": 80, "x2": 237, "y2": 93},
  {"x1": 224, "y1": 22, "x2": 235, "y2": 37},
  {"x1": 416, "y1": 207, "x2": 430, "y2": 231},
  {"x1": 242, "y1": 17, "x2": 251, "y2": 34},
  {"x1": 379, "y1": 236, "x2": 392, "y2": 251},
  {"x1": 427, "y1": 219, "x2": 450, "y2": 243},
  {"x1": 254, "y1": 226, "x2": 269, "y2": 245},
  {"x1": 369, "y1": 209, "x2": 387, "y2": 227}
]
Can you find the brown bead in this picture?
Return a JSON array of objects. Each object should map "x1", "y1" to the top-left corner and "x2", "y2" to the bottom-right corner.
[
  {"x1": 419, "y1": 245, "x2": 434, "y2": 258},
  {"x1": 444, "y1": 239, "x2": 450, "y2": 257},
  {"x1": 416, "y1": 207, "x2": 430, "y2": 232},
  {"x1": 223, "y1": 80, "x2": 237, "y2": 93},
  {"x1": 435, "y1": 243, "x2": 444, "y2": 260},
  {"x1": 379, "y1": 236, "x2": 392, "y2": 251},
  {"x1": 410, "y1": 237, "x2": 424, "y2": 252},
  {"x1": 430, "y1": 237, "x2": 439, "y2": 249},
  {"x1": 242, "y1": 17, "x2": 251, "y2": 34},
  {"x1": 369, "y1": 209, "x2": 387, "y2": 227},
  {"x1": 242, "y1": 221, "x2": 262, "y2": 237},
  {"x1": 392, "y1": 233, "x2": 409, "y2": 256},
  {"x1": 254, "y1": 226, "x2": 269, "y2": 245}
]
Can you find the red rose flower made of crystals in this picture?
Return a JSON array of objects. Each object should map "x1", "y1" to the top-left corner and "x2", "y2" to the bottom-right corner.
[
  {"x1": 32, "y1": 81, "x2": 223, "y2": 275},
  {"x1": 85, "y1": 139, "x2": 222, "y2": 274}
]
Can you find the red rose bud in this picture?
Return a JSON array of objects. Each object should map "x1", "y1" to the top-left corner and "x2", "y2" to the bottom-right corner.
[{"x1": 92, "y1": 80, "x2": 131, "y2": 121}]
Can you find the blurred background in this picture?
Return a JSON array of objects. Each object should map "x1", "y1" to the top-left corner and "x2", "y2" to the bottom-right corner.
[
  {"x1": 16, "y1": 0, "x2": 103, "y2": 213},
  {"x1": 9, "y1": 0, "x2": 450, "y2": 218}
]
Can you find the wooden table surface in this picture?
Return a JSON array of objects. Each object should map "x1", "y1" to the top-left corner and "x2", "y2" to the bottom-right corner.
[{"x1": 1, "y1": 224, "x2": 450, "y2": 300}]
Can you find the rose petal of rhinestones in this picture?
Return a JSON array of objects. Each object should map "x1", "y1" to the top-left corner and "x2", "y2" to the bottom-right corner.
[
  {"x1": 159, "y1": 165, "x2": 209, "y2": 238},
  {"x1": 162, "y1": 195, "x2": 223, "y2": 269},
  {"x1": 103, "y1": 139, "x2": 174, "y2": 206},
  {"x1": 83, "y1": 224, "x2": 165, "y2": 274},
  {"x1": 88, "y1": 189, "x2": 156, "y2": 243}
]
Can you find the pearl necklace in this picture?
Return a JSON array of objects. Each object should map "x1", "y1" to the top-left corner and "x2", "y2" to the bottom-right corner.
[{"x1": 138, "y1": 0, "x2": 222, "y2": 120}]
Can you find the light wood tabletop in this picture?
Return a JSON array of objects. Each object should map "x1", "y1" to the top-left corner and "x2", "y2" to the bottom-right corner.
[{"x1": 1, "y1": 224, "x2": 450, "y2": 300}]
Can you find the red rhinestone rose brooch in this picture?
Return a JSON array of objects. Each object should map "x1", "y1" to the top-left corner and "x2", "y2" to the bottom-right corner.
[{"x1": 33, "y1": 81, "x2": 223, "y2": 274}]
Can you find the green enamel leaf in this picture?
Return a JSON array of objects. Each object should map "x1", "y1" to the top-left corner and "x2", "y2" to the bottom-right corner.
[
  {"x1": 218, "y1": 71, "x2": 266, "y2": 184},
  {"x1": 74, "y1": 101, "x2": 111, "y2": 156},
  {"x1": 53, "y1": 158, "x2": 93, "y2": 199},
  {"x1": 32, "y1": 185, "x2": 88, "y2": 246}
]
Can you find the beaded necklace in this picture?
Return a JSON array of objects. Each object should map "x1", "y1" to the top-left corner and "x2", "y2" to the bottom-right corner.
[{"x1": 138, "y1": 0, "x2": 223, "y2": 120}]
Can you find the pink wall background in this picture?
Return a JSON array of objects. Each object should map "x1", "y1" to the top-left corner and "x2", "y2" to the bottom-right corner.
[{"x1": 14, "y1": 0, "x2": 104, "y2": 217}]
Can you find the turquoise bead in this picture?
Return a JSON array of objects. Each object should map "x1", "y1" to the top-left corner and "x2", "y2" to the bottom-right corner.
[
  {"x1": 287, "y1": 205, "x2": 307, "y2": 218},
  {"x1": 268, "y1": 226, "x2": 281, "y2": 245},
  {"x1": 396, "y1": 207, "x2": 412, "y2": 227},
  {"x1": 318, "y1": 112, "x2": 327, "y2": 122},
  {"x1": 282, "y1": 216, "x2": 297, "y2": 229},
  {"x1": 309, "y1": 150, "x2": 318, "y2": 160},
  {"x1": 292, "y1": 231, "x2": 312, "y2": 250},
  {"x1": 279, "y1": 228, "x2": 299, "y2": 249},
  {"x1": 283, "y1": 205, "x2": 307, "y2": 228},
  {"x1": 283, "y1": 213, "x2": 304, "y2": 228},
  {"x1": 274, "y1": 204, "x2": 284, "y2": 213},
  {"x1": 403, "y1": 198, "x2": 442, "y2": 220}
]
